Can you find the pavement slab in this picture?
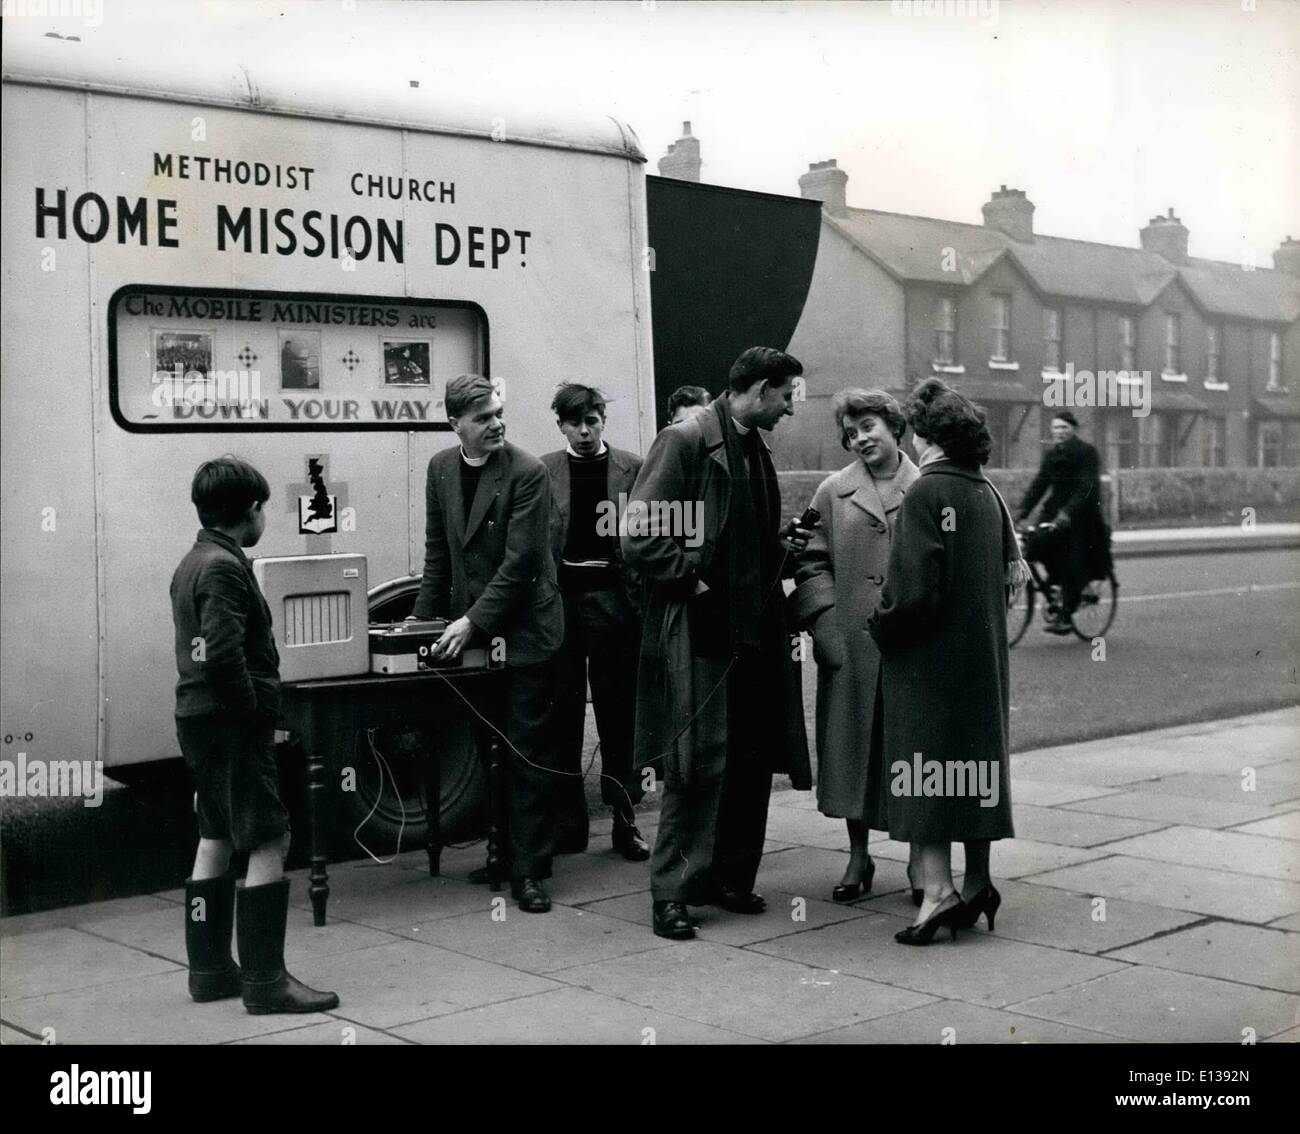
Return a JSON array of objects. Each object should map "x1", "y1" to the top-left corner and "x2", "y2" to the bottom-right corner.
[
  {"x1": 749, "y1": 913, "x2": 1128, "y2": 1008},
  {"x1": 391, "y1": 985, "x2": 766, "y2": 1045},
  {"x1": 1, "y1": 969, "x2": 332, "y2": 1045},
  {"x1": 1131, "y1": 771, "x2": 1300, "y2": 809},
  {"x1": 1, "y1": 927, "x2": 181, "y2": 1002},
  {"x1": 283, "y1": 938, "x2": 562, "y2": 1030},
  {"x1": 1027, "y1": 856, "x2": 1300, "y2": 923},
  {"x1": 80, "y1": 903, "x2": 397, "y2": 968},
  {"x1": 1060, "y1": 790, "x2": 1281, "y2": 829},
  {"x1": 1268, "y1": 913, "x2": 1300, "y2": 932},
  {"x1": 1107, "y1": 921, "x2": 1300, "y2": 993},
  {"x1": 0, "y1": 895, "x2": 178, "y2": 940},
  {"x1": 579, "y1": 886, "x2": 875, "y2": 948},
  {"x1": 795, "y1": 998, "x2": 1123, "y2": 1044},
  {"x1": 1227, "y1": 811, "x2": 1300, "y2": 841},
  {"x1": 1004, "y1": 779, "x2": 1121, "y2": 807},
  {"x1": 1009, "y1": 966, "x2": 1300, "y2": 1043},
  {"x1": 298, "y1": 875, "x2": 496, "y2": 931},
  {"x1": 393, "y1": 904, "x2": 672, "y2": 973},
  {"x1": 898, "y1": 878, "x2": 1205, "y2": 954},
  {"x1": 1007, "y1": 803, "x2": 1169, "y2": 847},
  {"x1": 558, "y1": 940, "x2": 937, "y2": 1042},
  {"x1": 1097, "y1": 826, "x2": 1300, "y2": 883},
  {"x1": 227, "y1": 1020, "x2": 413, "y2": 1044},
  {"x1": 1, "y1": 1024, "x2": 41, "y2": 1045}
]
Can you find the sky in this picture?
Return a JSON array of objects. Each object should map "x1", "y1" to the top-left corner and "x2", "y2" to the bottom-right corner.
[{"x1": 9, "y1": 0, "x2": 1299, "y2": 265}]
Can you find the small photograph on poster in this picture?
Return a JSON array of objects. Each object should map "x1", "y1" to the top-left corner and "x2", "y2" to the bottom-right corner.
[
  {"x1": 280, "y1": 330, "x2": 322, "y2": 390},
  {"x1": 383, "y1": 339, "x2": 432, "y2": 385},
  {"x1": 154, "y1": 330, "x2": 213, "y2": 378}
]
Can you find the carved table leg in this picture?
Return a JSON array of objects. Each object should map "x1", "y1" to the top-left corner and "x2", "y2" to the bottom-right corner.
[
  {"x1": 306, "y1": 744, "x2": 330, "y2": 926},
  {"x1": 485, "y1": 732, "x2": 505, "y2": 893}
]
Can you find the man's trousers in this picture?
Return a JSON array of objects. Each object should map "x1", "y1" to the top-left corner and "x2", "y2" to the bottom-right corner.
[{"x1": 552, "y1": 589, "x2": 642, "y2": 832}]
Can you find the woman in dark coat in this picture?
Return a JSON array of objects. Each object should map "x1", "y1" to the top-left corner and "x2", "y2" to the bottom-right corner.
[
  {"x1": 792, "y1": 390, "x2": 920, "y2": 903},
  {"x1": 868, "y1": 379, "x2": 1027, "y2": 945}
]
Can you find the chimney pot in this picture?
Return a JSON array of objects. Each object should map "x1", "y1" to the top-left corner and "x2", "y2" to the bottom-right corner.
[
  {"x1": 982, "y1": 185, "x2": 1034, "y2": 242},
  {"x1": 1140, "y1": 208, "x2": 1189, "y2": 264},
  {"x1": 1273, "y1": 235, "x2": 1300, "y2": 278},
  {"x1": 657, "y1": 122, "x2": 702, "y2": 182},
  {"x1": 798, "y1": 158, "x2": 848, "y2": 215}
]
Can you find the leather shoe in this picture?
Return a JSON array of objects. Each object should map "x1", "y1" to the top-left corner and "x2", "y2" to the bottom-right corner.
[
  {"x1": 511, "y1": 877, "x2": 551, "y2": 913},
  {"x1": 652, "y1": 901, "x2": 695, "y2": 940},
  {"x1": 612, "y1": 813, "x2": 650, "y2": 861},
  {"x1": 468, "y1": 859, "x2": 511, "y2": 886},
  {"x1": 717, "y1": 886, "x2": 766, "y2": 914}
]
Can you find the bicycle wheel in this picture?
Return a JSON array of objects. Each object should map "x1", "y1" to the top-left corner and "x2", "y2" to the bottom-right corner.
[
  {"x1": 1007, "y1": 579, "x2": 1035, "y2": 647},
  {"x1": 1070, "y1": 575, "x2": 1118, "y2": 641}
]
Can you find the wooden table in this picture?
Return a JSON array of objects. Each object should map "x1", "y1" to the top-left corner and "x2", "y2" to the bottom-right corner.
[{"x1": 278, "y1": 668, "x2": 503, "y2": 926}]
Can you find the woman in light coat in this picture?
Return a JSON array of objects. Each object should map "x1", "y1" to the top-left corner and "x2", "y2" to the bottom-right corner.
[{"x1": 793, "y1": 389, "x2": 920, "y2": 903}]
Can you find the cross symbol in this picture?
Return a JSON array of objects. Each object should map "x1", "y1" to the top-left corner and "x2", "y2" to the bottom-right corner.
[
  {"x1": 236, "y1": 345, "x2": 259, "y2": 368},
  {"x1": 340, "y1": 349, "x2": 361, "y2": 373}
]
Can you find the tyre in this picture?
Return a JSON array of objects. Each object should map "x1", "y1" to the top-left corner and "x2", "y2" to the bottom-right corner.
[
  {"x1": 329, "y1": 577, "x2": 486, "y2": 855},
  {"x1": 1007, "y1": 579, "x2": 1036, "y2": 648},
  {"x1": 1070, "y1": 574, "x2": 1119, "y2": 642}
]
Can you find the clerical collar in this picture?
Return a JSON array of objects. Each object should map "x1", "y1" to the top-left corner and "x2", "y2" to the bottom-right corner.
[
  {"x1": 731, "y1": 417, "x2": 752, "y2": 436},
  {"x1": 565, "y1": 442, "x2": 608, "y2": 459},
  {"x1": 460, "y1": 448, "x2": 492, "y2": 468}
]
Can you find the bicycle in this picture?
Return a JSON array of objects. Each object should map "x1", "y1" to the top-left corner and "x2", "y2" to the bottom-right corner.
[{"x1": 1007, "y1": 522, "x2": 1119, "y2": 646}]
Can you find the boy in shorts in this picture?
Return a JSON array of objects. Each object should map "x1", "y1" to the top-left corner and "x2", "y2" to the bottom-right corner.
[{"x1": 172, "y1": 455, "x2": 338, "y2": 1014}]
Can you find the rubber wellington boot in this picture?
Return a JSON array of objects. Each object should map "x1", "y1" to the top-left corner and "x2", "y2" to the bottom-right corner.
[
  {"x1": 184, "y1": 875, "x2": 242, "y2": 1002},
  {"x1": 236, "y1": 879, "x2": 339, "y2": 1015}
]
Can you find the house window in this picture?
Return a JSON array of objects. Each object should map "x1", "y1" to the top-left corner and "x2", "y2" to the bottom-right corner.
[
  {"x1": 1258, "y1": 420, "x2": 1299, "y2": 466},
  {"x1": 1043, "y1": 308, "x2": 1062, "y2": 372},
  {"x1": 1164, "y1": 313, "x2": 1181, "y2": 375},
  {"x1": 1268, "y1": 331, "x2": 1284, "y2": 391},
  {"x1": 1201, "y1": 417, "x2": 1225, "y2": 468},
  {"x1": 934, "y1": 296, "x2": 955, "y2": 365},
  {"x1": 1138, "y1": 413, "x2": 1168, "y2": 467},
  {"x1": 1118, "y1": 315, "x2": 1136, "y2": 372},
  {"x1": 1206, "y1": 325, "x2": 1221, "y2": 382},
  {"x1": 1109, "y1": 415, "x2": 1138, "y2": 470},
  {"x1": 991, "y1": 294, "x2": 1011, "y2": 362}
]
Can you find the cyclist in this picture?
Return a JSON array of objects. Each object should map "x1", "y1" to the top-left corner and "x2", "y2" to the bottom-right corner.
[{"x1": 1016, "y1": 410, "x2": 1109, "y2": 633}]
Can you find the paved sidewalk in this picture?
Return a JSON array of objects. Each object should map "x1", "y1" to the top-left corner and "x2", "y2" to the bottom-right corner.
[
  {"x1": 1111, "y1": 522, "x2": 1300, "y2": 558},
  {"x1": 2, "y1": 709, "x2": 1297, "y2": 1045}
]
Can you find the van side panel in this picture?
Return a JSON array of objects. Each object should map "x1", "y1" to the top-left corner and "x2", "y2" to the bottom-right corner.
[
  {"x1": 4, "y1": 84, "x2": 651, "y2": 771},
  {"x1": 0, "y1": 87, "x2": 102, "y2": 767}
]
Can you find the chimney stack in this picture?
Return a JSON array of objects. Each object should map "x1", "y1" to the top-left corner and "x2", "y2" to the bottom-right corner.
[
  {"x1": 1273, "y1": 235, "x2": 1300, "y2": 279},
  {"x1": 1139, "y1": 207, "x2": 1189, "y2": 265},
  {"x1": 798, "y1": 159, "x2": 848, "y2": 216},
  {"x1": 981, "y1": 185, "x2": 1034, "y2": 242},
  {"x1": 657, "y1": 121, "x2": 701, "y2": 182}
]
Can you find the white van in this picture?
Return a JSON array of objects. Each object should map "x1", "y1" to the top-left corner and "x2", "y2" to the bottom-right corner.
[{"x1": 1, "y1": 26, "x2": 656, "y2": 846}]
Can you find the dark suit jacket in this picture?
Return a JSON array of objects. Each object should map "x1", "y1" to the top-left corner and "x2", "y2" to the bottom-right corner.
[
  {"x1": 1018, "y1": 436, "x2": 1102, "y2": 525},
  {"x1": 411, "y1": 442, "x2": 564, "y2": 667},
  {"x1": 539, "y1": 445, "x2": 642, "y2": 624}
]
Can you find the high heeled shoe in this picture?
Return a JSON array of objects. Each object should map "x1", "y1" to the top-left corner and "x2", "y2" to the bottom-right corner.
[
  {"x1": 832, "y1": 857, "x2": 875, "y2": 903},
  {"x1": 956, "y1": 884, "x2": 1002, "y2": 931},
  {"x1": 894, "y1": 892, "x2": 966, "y2": 946},
  {"x1": 906, "y1": 864, "x2": 923, "y2": 908}
]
